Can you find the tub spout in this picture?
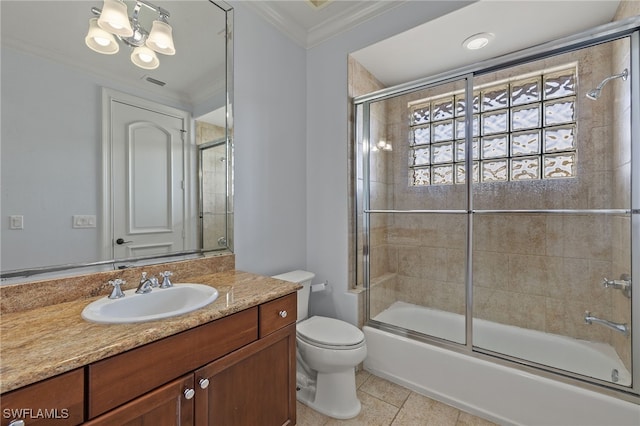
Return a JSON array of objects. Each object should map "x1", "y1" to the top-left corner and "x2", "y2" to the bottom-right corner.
[{"x1": 584, "y1": 311, "x2": 629, "y2": 336}]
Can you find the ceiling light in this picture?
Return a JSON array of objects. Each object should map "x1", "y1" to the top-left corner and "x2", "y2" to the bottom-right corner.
[
  {"x1": 85, "y1": 18, "x2": 119, "y2": 54},
  {"x1": 462, "y1": 33, "x2": 494, "y2": 50},
  {"x1": 131, "y1": 46, "x2": 159, "y2": 69},
  {"x1": 85, "y1": 0, "x2": 175, "y2": 70},
  {"x1": 146, "y1": 19, "x2": 176, "y2": 55},
  {"x1": 97, "y1": 0, "x2": 133, "y2": 37}
]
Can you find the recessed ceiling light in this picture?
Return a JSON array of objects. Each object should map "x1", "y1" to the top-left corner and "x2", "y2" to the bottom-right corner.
[{"x1": 462, "y1": 33, "x2": 494, "y2": 50}]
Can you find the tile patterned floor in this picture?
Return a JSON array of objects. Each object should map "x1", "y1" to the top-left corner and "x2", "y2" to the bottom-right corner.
[{"x1": 296, "y1": 371, "x2": 499, "y2": 426}]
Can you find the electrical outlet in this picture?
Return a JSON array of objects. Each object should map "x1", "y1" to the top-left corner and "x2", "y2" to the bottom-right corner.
[{"x1": 73, "y1": 215, "x2": 96, "y2": 229}]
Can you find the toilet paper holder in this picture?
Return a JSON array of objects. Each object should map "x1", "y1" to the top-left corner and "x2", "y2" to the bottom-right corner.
[{"x1": 311, "y1": 281, "x2": 328, "y2": 292}]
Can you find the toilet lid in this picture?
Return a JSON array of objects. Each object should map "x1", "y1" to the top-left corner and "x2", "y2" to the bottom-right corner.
[{"x1": 297, "y1": 316, "x2": 365, "y2": 347}]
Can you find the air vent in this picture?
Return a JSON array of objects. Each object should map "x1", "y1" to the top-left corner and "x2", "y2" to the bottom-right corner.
[{"x1": 145, "y1": 76, "x2": 166, "y2": 86}]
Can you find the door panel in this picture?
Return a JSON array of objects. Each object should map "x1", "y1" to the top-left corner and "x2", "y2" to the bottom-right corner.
[{"x1": 112, "y1": 101, "x2": 186, "y2": 259}]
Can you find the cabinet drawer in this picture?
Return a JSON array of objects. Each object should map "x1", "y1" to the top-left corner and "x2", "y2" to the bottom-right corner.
[
  {"x1": 87, "y1": 307, "x2": 258, "y2": 418},
  {"x1": 259, "y1": 293, "x2": 296, "y2": 337},
  {"x1": 0, "y1": 368, "x2": 84, "y2": 426}
]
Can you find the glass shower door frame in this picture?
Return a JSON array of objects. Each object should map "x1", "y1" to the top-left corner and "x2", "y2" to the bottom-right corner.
[{"x1": 356, "y1": 18, "x2": 640, "y2": 401}]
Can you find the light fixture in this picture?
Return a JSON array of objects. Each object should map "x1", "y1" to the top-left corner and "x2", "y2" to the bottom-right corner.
[
  {"x1": 97, "y1": 0, "x2": 133, "y2": 37},
  {"x1": 372, "y1": 140, "x2": 392, "y2": 152},
  {"x1": 462, "y1": 32, "x2": 494, "y2": 51},
  {"x1": 146, "y1": 19, "x2": 175, "y2": 55},
  {"x1": 85, "y1": 0, "x2": 175, "y2": 69},
  {"x1": 131, "y1": 46, "x2": 159, "y2": 69},
  {"x1": 85, "y1": 18, "x2": 119, "y2": 54}
]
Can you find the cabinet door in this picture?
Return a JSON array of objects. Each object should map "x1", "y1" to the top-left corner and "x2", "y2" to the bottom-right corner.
[
  {"x1": 0, "y1": 368, "x2": 84, "y2": 426},
  {"x1": 195, "y1": 324, "x2": 296, "y2": 426},
  {"x1": 85, "y1": 375, "x2": 194, "y2": 426}
]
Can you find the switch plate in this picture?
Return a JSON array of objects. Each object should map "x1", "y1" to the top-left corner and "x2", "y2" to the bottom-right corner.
[
  {"x1": 73, "y1": 215, "x2": 96, "y2": 229},
  {"x1": 9, "y1": 215, "x2": 23, "y2": 230}
]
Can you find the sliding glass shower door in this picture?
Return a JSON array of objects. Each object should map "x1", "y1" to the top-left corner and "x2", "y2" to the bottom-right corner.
[
  {"x1": 360, "y1": 78, "x2": 470, "y2": 345},
  {"x1": 470, "y1": 37, "x2": 633, "y2": 387},
  {"x1": 356, "y1": 25, "x2": 638, "y2": 396}
]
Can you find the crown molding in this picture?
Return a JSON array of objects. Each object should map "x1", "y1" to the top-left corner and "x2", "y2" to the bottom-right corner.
[
  {"x1": 244, "y1": 1, "x2": 408, "y2": 49},
  {"x1": 306, "y1": 1, "x2": 407, "y2": 48},
  {"x1": 243, "y1": 2, "x2": 309, "y2": 47}
]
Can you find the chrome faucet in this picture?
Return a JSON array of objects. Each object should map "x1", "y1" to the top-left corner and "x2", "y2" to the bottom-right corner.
[
  {"x1": 584, "y1": 311, "x2": 629, "y2": 336},
  {"x1": 602, "y1": 274, "x2": 631, "y2": 298},
  {"x1": 159, "y1": 270, "x2": 174, "y2": 288},
  {"x1": 108, "y1": 279, "x2": 126, "y2": 299},
  {"x1": 136, "y1": 272, "x2": 159, "y2": 294}
]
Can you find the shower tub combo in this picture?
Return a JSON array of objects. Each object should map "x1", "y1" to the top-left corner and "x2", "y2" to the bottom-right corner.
[
  {"x1": 365, "y1": 302, "x2": 636, "y2": 425},
  {"x1": 353, "y1": 15, "x2": 640, "y2": 426}
]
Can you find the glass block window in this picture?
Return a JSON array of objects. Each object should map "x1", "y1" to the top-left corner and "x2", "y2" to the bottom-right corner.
[{"x1": 409, "y1": 66, "x2": 577, "y2": 186}]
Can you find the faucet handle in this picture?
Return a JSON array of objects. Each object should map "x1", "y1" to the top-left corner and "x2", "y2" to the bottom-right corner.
[
  {"x1": 160, "y1": 271, "x2": 173, "y2": 288},
  {"x1": 108, "y1": 279, "x2": 126, "y2": 299}
]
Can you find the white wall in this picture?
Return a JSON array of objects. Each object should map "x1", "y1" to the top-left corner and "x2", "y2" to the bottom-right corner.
[
  {"x1": 305, "y1": 1, "x2": 474, "y2": 324},
  {"x1": 232, "y1": 2, "x2": 308, "y2": 276},
  {"x1": 232, "y1": 1, "x2": 474, "y2": 322},
  {"x1": 1, "y1": 48, "x2": 103, "y2": 270}
]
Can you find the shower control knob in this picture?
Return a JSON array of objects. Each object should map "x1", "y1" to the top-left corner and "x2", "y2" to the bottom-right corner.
[
  {"x1": 184, "y1": 388, "x2": 195, "y2": 400},
  {"x1": 279, "y1": 310, "x2": 288, "y2": 318},
  {"x1": 199, "y1": 378, "x2": 210, "y2": 389}
]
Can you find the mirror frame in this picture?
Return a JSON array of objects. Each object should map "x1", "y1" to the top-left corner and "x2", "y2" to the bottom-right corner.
[{"x1": 0, "y1": 0, "x2": 234, "y2": 282}]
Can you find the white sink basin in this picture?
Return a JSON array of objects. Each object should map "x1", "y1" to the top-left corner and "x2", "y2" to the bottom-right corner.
[{"x1": 81, "y1": 283, "x2": 219, "y2": 324}]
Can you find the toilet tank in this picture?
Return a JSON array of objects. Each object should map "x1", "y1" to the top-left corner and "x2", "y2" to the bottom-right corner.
[{"x1": 272, "y1": 270, "x2": 315, "y2": 321}]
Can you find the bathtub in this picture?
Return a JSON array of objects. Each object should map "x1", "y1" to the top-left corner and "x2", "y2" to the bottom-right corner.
[{"x1": 364, "y1": 301, "x2": 639, "y2": 426}]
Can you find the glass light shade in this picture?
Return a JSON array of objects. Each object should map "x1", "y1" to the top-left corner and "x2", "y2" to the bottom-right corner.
[
  {"x1": 85, "y1": 18, "x2": 119, "y2": 55},
  {"x1": 97, "y1": 0, "x2": 133, "y2": 37},
  {"x1": 131, "y1": 46, "x2": 160, "y2": 70},
  {"x1": 146, "y1": 20, "x2": 176, "y2": 55}
]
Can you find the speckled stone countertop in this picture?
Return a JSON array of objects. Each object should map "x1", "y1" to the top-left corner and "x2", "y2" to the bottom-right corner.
[{"x1": 0, "y1": 270, "x2": 299, "y2": 394}]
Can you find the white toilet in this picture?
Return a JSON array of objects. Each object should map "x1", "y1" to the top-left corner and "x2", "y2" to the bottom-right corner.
[{"x1": 272, "y1": 270, "x2": 367, "y2": 419}]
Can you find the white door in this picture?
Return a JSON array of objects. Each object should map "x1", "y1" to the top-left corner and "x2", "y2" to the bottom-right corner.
[{"x1": 111, "y1": 100, "x2": 186, "y2": 260}]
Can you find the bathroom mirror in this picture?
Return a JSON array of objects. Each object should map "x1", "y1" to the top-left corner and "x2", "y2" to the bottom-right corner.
[{"x1": 0, "y1": 0, "x2": 233, "y2": 280}]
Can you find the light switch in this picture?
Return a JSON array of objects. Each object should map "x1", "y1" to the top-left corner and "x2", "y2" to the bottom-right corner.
[
  {"x1": 9, "y1": 215, "x2": 23, "y2": 230},
  {"x1": 73, "y1": 215, "x2": 97, "y2": 228}
]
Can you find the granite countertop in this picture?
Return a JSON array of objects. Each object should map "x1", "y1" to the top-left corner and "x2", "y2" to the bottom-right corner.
[{"x1": 0, "y1": 270, "x2": 300, "y2": 394}]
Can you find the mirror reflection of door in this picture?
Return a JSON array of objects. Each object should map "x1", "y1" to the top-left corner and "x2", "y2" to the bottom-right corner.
[
  {"x1": 110, "y1": 98, "x2": 188, "y2": 260},
  {"x1": 199, "y1": 140, "x2": 227, "y2": 251}
]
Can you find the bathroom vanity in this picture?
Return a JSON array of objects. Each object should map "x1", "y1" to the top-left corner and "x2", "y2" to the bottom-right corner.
[{"x1": 0, "y1": 266, "x2": 299, "y2": 426}]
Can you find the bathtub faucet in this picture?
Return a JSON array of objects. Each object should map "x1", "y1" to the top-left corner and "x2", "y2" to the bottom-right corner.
[
  {"x1": 584, "y1": 311, "x2": 629, "y2": 336},
  {"x1": 602, "y1": 274, "x2": 631, "y2": 298}
]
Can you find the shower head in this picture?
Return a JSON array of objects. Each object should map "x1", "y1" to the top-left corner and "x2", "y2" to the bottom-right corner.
[{"x1": 585, "y1": 68, "x2": 628, "y2": 100}]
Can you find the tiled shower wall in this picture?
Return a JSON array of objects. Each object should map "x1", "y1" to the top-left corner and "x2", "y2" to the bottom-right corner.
[
  {"x1": 350, "y1": 3, "x2": 635, "y2": 367},
  {"x1": 196, "y1": 121, "x2": 227, "y2": 251}
]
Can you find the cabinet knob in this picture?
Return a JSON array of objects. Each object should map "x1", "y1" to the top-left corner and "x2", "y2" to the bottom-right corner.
[
  {"x1": 279, "y1": 310, "x2": 288, "y2": 318},
  {"x1": 9, "y1": 421, "x2": 25, "y2": 426},
  {"x1": 184, "y1": 388, "x2": 195, "y2": 400},
  {"x1": 199, "y1": 378, "x2": 210, "y2": 389}
]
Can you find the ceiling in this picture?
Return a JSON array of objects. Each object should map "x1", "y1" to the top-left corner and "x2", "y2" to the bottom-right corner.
[
  {"x1": 248, "y1": 0, "x2": 622, "y2": 87},
  {"x1": 1, "y1": 1, "x2": 228, "y2": 109}
]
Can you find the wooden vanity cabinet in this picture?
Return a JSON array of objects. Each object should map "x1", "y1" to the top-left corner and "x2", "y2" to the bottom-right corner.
[
  {"x1": 195, "y1": 293, "x2": 297, "y2": 426},
  {"x1": 88, "y1": 292, "x2": 297, "y2": 425},
  {"x1": 0, "y1": 368, "x2": 84, "y2": 426},
  {"x1": 1, "y1": 292, "x2": 297, "y2": 426}
]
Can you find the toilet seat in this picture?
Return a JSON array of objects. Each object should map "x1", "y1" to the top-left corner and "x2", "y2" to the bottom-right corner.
[{"x1": 297, "y1": 316, "x2": 365, "y2": 350}]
